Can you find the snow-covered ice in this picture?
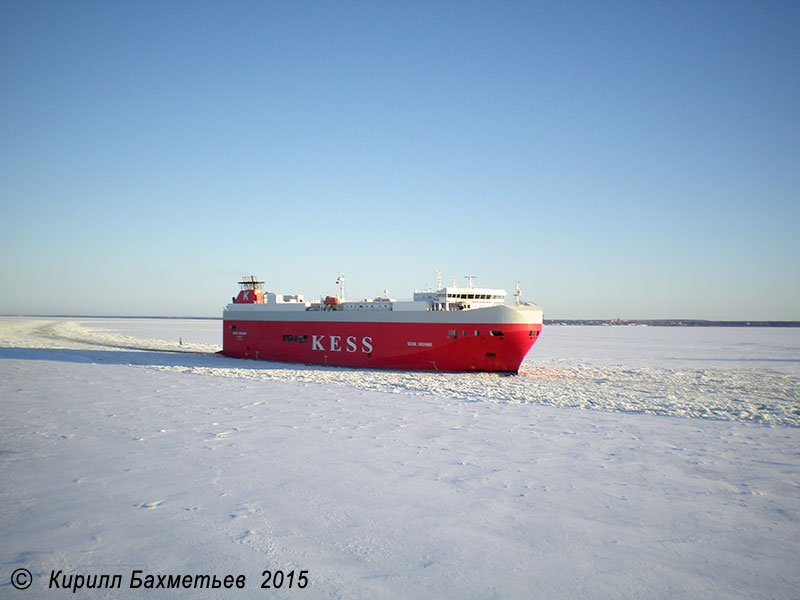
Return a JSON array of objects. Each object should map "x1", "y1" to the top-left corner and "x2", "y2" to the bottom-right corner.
[{"x1": 1, "y1": 317, "x2": 799, "y2": 598}]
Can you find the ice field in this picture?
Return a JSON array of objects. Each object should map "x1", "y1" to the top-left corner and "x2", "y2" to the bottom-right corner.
[{"x1": 1, "y1": 317, "x2": 799, "y2": 598}]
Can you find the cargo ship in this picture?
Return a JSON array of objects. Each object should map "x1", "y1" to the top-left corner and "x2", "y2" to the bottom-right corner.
[{"x1": 222, "y1": 274, "x2": 543, "y2": 372}]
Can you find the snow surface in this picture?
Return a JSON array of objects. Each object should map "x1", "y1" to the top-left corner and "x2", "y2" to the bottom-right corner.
[{"x1": 1, "y1": 317, "x2": 799, "y2": 598}]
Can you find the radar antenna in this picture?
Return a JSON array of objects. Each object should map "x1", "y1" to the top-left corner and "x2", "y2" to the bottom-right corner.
[
  {"x1": 335, "y1": 272, "x2": 345, "y2": 301},
  {"x1": 238, "y1": 275, "x2": 264, "y2": 290}
]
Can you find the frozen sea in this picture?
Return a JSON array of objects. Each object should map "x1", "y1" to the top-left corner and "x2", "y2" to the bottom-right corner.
[{"x1": 1, "y1": 317, "x2": 799, "y2": 598}]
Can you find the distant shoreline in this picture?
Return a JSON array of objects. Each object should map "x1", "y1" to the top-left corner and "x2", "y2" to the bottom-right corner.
[
  {"x1": 545, "y1": 319, "x2": 800, "y2": 327},
  {"x1": 3, "y1": 315, "x2": 799, "y2": 327}
]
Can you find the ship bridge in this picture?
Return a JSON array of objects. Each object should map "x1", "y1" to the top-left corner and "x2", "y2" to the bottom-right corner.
[{"x1": 413, "y1": 287, "x2": 507, "y2": 311}]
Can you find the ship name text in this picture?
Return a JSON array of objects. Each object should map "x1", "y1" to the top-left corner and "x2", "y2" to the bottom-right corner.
[{"x1": 311, "y1": 335, "x2": 373, "y2": 353}]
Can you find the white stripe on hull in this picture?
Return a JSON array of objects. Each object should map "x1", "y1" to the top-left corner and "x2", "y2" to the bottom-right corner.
[{"x1": 223, "y1": 304, "x2": 543, "y2": 326}]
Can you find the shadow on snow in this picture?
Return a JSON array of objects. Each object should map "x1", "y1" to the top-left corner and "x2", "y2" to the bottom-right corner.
[{"x1": 0, "y1": 346, "x2": 290, "y2": 372}]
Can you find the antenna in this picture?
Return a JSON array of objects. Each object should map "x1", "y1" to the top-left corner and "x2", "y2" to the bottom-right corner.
[
  {"x1": 335, "y1": 272, "x2": 345, "y2": 300},
  {"x1": 514, "y1": 280, "x2": 521, "y2": 305},
  {"x1": 435, "y1": 269, "x2": 442, "y2": 291},
  {"x1": 238, "y1": 275, "x2": 264, "y2": 290},
  {"x1": 464, "y1": 275, "x2": 476, "y2": 289}
]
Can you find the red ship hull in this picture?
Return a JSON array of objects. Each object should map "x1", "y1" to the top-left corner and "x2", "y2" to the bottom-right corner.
[{"x1": 222, "y1": 319, "x2": 542, "y2": 372}]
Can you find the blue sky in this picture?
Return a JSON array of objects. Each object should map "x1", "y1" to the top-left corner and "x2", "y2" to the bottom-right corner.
[{"x1": 1, "y1": 1, "x2": 798, "y2": 319}]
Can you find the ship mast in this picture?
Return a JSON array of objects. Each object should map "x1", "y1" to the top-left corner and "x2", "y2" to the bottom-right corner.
[
  {"x1": 336, "y1": 272, "x2": 345, "y2": 301},
  {"x1": 238, "y1": 275, "x2": 263, "y2": 290}
]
